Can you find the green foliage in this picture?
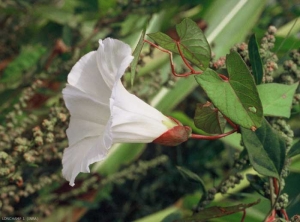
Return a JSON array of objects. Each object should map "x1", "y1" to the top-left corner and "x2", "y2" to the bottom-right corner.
[
  {"x1": 148, "y1": 18, "x2": 211, "y2": 70},
  {"x1": 1, "y1": 0, "x2": 299, "y2": 221},
  {"x1": 131, "y1": 28, "x2": 146, "y2": 86},
  {"x1": 249, "y1": 34, "x2": 264, "y2": 85},
  {"x1": 257, "y1": 83, "x2": 299, "y2": 118},
  {"x1": 1, "y1": 45, "x2": 46, "y2": 89},
  {"x1": 288, "y1": 140, "x2": 300, "y2": 158},
  {"x1": 195, "y1": 51, "x2": 263, "y2": 129},
  {"x1": 194, "y1": 102, "x2": 226, "y2": 134},
  {"x1": 241, "y1": 119, "x2": 286, "y2": 179},
  {"x1": 179, "y1": 199, "x2": 260, "y2": 222}
]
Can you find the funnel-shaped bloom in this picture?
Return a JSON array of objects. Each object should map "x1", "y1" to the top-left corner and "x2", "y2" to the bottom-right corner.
[{"x1": 62, "y1": 38, "x2": 191, "y2": 186}]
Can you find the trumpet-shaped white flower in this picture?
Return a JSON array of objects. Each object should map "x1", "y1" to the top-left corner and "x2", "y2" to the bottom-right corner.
[{"x1": 62, "y1": 38, "x2": 191, "y2": 186}]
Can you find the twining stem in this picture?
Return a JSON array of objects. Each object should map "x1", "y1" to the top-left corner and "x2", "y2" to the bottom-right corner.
[
  {"x1": 144, "y1": 39, "x2": 230, "y2": 81},
  {"x1": 190, "y1": 128, "x2": 237, "y2": 140},
  {"x1": 269, "y1": 177, "x2": 276, "y2": 206},
  {"x1": 144, "y1": 39, "x2": 201, "y2": 77},
  {"x1": 241, "y1": 210, "x2": 246, "y2": 222},
  {"x1": 266, "y1": 178, "x2": 289, "y2": 221},
  {"x1": 265, "y1": 210, "x2": 276, "y2": 222},
  {"x1": 175, "y1": 41, "x2": 202, "y2": 74},
  {"x1": 272, "y1": 178, "x2": 289, "y2": 221}
]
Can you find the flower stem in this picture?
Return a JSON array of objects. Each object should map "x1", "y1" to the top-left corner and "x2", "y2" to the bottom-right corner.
[
  {"x1": 175, "y1": 41, "x2": 202, "y2": 75},
  {"x1": 190, "y1": 129, "x2": 237, "y2": 140},
  {"x1": 144, "y1": 39, "x2": 201, "y2": 77}
]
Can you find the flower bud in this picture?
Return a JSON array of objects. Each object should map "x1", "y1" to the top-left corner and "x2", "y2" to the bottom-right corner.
[{"x1": 153, "y1": 125, "x2": 192, "y2": 146}]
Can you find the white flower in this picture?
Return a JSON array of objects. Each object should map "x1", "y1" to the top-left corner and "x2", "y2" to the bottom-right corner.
[{"x1": 62, "y1": 38, "x2": 191, "y2": 186}]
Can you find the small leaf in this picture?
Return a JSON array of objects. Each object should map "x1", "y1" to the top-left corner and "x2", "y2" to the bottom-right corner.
[
  {"x1": 148, "y1": 18, "x2": 211, "y2": 70},
  {"x1": 246, "y1": 174, "x2": 266, "y2": 196},
  {"x1": 176, "y1": 166, "x2": 208, "y2": 204},
  {"x1": 179, "y1": 199, "x2": 260, "y2": 222},
  {"x1": 257, "y1": 83, "x2": 299, "y2": 118},
  {"x1": 131, "y1": 28, "x2": 146, "y2": 86},
  {"x1": 241, "y1": 119, "x2": 286, "y2": 179},
  {"x1": 194, "y1": 102, "x2": 226, "y2": 134},
  {"x1": 287, "y1": 140, "x2": 300, "y2": 158},
  {"x1": 248, "y1": 34, "x2": 264, "y2": 85},
  {"x1": 176, "y1": 166, "x2": 206, "y2": 185},
  {"x1": 195, "y1": 51, "x2": 263, "y2": 129}
]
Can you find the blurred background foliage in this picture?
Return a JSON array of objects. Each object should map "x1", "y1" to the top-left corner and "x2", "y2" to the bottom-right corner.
[{"x1": 0, "y1": 0, "x2": 299, "y2": 221}]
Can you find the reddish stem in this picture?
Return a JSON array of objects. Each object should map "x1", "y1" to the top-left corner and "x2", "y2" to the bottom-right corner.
[
  {"x1": 281, "y1": 209, "x2": 289, "y2": 221},
  {"x1": 241, "y1": 210, "x2": 246, "y2": 222},
  {"x1": 190, "y1": 129, "x2": 237, "y2": 140},
  {"x1": 223, "y1": 115, "x2": 238, "y2": 130},
  {"x1": 175, "y1": 41, "x2": 202, "y2": 74},
  {"x1": 265, "y1": 210, "x2": 276, "y2": 222},
  {"x1": 218, "y1": 74, "x2": 229, "y2": 80},
  {"x1": 272, "y1": 178, "x2": 279, "y2": 196},
  {"x1": 272, "y1": 178, "x2": 289, "y2": 221},
  {"x1": 144, "y1": 39, "x2": 201, "y2": 77}
]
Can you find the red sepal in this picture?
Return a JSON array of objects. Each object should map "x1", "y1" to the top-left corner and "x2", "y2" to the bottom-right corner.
[{"x1": 153, "y1": 125, "x2": 192, "y2": 146}]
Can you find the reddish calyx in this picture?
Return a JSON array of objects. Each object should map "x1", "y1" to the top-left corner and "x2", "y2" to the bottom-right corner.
[{"x1": 153, "y1": 125, "x2": 192, "y2": 146}]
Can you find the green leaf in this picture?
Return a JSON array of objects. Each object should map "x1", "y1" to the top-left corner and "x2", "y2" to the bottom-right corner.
[
  {"x1": 176, "y1": 166, "x2": 206, "y2": 186},
  {"x1": 179, "y1": 199, "x2": 260, "y2": 222},
  {"x1": 148, "y1": 18, "x2": 211, "y2": 70},
  {"x1": 176, "y1": 166, "x2": 209, "y2": 213},
  {"x1": 204, "y1": 0, "x2": 266, "y2": 58},
  {"x1": 96, "y1": 143, "x2": 145, "y2": 176},
  {"x1": 288, "y1": 140, "x2": 300, "y2": 158},
  {"x1": 248, "y1": 34, "x2": 263, "y2": 85},
  {"x1": 1, "y1": 45, "x2": 46, "y2": 89},
  {"x1": 257, "y1": 83, "x2": 299, "y2": 118},
  {"x1": 241, "y1": 119, "x2": 286, "y2": 179},
  {"x1": 175, "y1": 18, "x2": 211, "y2": 69},
  {"x1": 246, "y1": 174, "x2": 267, "y2": 196},
  {"x1": 131, "y1": 28, "x2": 146, "y2": 86},
  {"x1": 195, "y1": 51, "x2": 263, "y2": 129},
  {"x1": 194, "y1": 102, "x2": 226, "y2": 134}
]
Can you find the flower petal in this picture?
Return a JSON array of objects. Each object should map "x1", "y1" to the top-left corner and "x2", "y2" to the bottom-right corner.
[
  {"x1": 66, "y1": 118, "x2": 105, "y2": 147},
  {"x1": 62, "y1": 136, "x2": 107, "y2": 186},
  {"x1": 67, "y1": 51, "x2": 111, "y2": 100},
  {"x1": 97, "y1": 38, "x2": 134, "y2": 88},
  {"x1": 105, "y1": 81, "x2": 171, "y2": 145},
  {"x1": 63, "y1": 85, "x2": 110, "y2": 125},
  {"x1": 62, "y1": 38, "x2": 134, "y2": 186}
]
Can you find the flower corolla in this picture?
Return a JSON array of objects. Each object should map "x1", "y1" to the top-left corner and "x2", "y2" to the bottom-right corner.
[{"x1": 62, "y1": 38, "x2": 191, "y2": 186}]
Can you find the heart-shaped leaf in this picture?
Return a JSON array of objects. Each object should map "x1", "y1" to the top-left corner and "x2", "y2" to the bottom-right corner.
[
  {"x1": 195, "y1": 51, "x2": 263, "y2": 129},
  {"x1": 257, "y1": 82, "x2": 299, "y2": 118},
  {"x1": 248, "y1": 34, "x2": 264, "y2": 85},
  {"x1": 194, "y1": 102, "x2": 226, "y2": 134},
  {"x1": 241, "y1": 119, "x2": 286, "y2": 179},
  {"x1": 148, "y1": 18, "x2": 211, "y2": 70}
]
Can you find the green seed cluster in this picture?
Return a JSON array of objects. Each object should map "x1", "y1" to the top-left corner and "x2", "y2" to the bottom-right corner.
[
  {"x1": 195, "y1": 172, "x2": 244, "y2": 212},
  {"x1": 280, "y1": 49, "x2": 300, "y2": 105},
  {"x1": 195, "y1": 187, "x2": 217, "y2": 211},
  {"x1": 210, "y1": 56, "x2": 226, "y2": 70},
  {"x1": 271, "y1": 118, "x2": 294, "y2": 149},
  {"x1": 260, "y1": 26, "x2": 278, "y2": 83},
  {"x1": 55, "y1": 155, "x2": 169, "y2": 204},
  {"x1": 291, "y1": 215, "x2": 300, "y2": 222},
  {"x1": 275, "y1": 193, "x2": 289, "y2": 210},
  {"x1": 233, "y1": 151, "x2": 250, "y2": 170},
  {"x1": 0, "y1": 79, "x2": 70, "y2": 216}
]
